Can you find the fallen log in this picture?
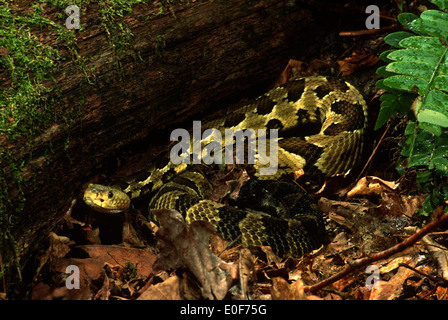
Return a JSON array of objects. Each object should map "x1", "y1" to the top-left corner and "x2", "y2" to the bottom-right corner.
[{"x1": 1, "y1": 0, "x2": 320, "y2": 294}]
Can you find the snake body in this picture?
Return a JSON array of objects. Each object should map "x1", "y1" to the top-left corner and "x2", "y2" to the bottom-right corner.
[{"x1": 84, "y1": 76, "x2": 368, "y2": 257}]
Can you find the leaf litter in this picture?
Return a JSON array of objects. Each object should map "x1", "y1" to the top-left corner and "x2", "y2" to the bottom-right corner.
[
  {"x1": 34, "y1": 165, "x2": 448, "y2": 300},
  {"x1": 29, "y1": 59, "x2": 448, "y2": 300}
]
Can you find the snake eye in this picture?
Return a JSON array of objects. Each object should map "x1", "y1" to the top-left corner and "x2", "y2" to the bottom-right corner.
[{"x1": 108, "y1": 191, "x2": 114, "y2": 199}]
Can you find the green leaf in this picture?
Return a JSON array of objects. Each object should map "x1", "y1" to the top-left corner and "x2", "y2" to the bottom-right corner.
[
  {"x1": 400, "y1": 139, "x2": 413, "y2": 157},
  {"x1": 383, "y1": 75, "x2": 429, "y2": 95},
  {"x1": 374, "y1": 89, "x2": 415, "y2": 130},
  {"x1": 433, "y1": 144, "x2": 448, "y2": 159},
  {"x1": 405, "y1": 121, "x2": 417, "y2": 135},
  {"x1": 418, "y1": 109, "x2": 448, "y2": 127},
  {"x1": 431, "y1": 154, "x2": 448, "y2": 174},
  {"x1": 387, "y1": 48, "x2": 440, "y2": 65},
  {"x1": 379, "y1": 50, "x2": 395, "y2": 63},
  {"x1": 414, "y1": 131, "x2": 436, "y2": 154},
  {"x1": 376, "y1": 4, "x2": 448, "y2": 209},
  {"x1": 399, "y1": 36, "x2": 446, "y2": 55},
  {"x1": 397, "y1": 13, "x2": 422, "y2": 34},
  {"x1": 416, "y1": 170, "x2": 434, "y2": 185},
  {"x1": 375, "y1": 78, "x2": 391, "y2": 91},
  {"x1": 411, "y1": 12, "x2": 448, "y2": 38},
  {"x1": 425, "y1": 90, "x2": 448, "y2": 112},
  {"x1": 376, "y1": 65, "x2": 396, "y2": 77},
  {"x1": 386, "y1": 61, "x2": 434, "y2": 80},
  {"x1": 421, "y1": 194, "x2": 437, "y2": 216},
  {"x1": 431, "y1": 0, "x2": 448, "y2": 10},
  {"x1": 420, "y1": 10, "x2": 448, "y2": 36},
  {"x1": 375, "y1": 99, "x2": 396, "y2": 130},
  {"x1": 433, "y1": 156, "x2": 448, "y2": 174},
  {"x1": 420, "y1": 122, "x2": 442, "y2": 135},
  {"x1": 384, "y1": 31, "x2": 415, "y2": 48},
  {"x1": 433, "y1": 75, "x2": 448, "y2": 90},
  {"x1": 409, "y1": 153, "x2": 430, "y2": 166},
  {"x1": 432, "y1": 154, "x2": 448, "y2": 175}
]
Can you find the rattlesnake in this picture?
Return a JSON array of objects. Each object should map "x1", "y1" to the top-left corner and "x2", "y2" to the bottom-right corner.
[{"x1": 83, "y1": 76, "x2": 368, "y2": 257}]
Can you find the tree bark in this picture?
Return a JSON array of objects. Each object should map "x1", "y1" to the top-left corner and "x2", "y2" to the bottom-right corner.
[{"x1": 1, "y1": 0, "x2": 322, "y2": 292}]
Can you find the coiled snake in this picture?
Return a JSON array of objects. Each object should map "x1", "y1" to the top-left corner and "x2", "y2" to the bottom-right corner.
[{"x1": 83, "y1": 76, "x2": 368, "y2": 257}]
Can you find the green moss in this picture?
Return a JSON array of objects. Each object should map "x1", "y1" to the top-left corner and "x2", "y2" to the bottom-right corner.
[
  {"x1": 0, "y1": 5, "x2": 58, "y2": 138},
  {"x1": 0, "y1": 3, "x2": 62, "y2": 269},
  {"x1": 97, "y1": 0, "x2": 146, "y2": 73}
]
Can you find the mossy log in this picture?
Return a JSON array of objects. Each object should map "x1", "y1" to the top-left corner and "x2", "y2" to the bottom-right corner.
[{"x1": 0, "y1": 0, "x2": 324, "y2": 292}]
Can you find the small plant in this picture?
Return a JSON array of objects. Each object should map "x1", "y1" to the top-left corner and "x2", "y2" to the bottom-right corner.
[
  {"x1": 376, "y1": 0, "x2": 448, "y2": 215},
  {"x1": 123, "y1": 261, "x2": 138, "y2": 281}
]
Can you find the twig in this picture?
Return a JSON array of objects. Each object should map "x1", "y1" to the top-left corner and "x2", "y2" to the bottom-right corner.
[
  {"x1": 427, "y1": 231, "x2": 448, "y2": 237},
  {"x1": 379, "y1": 15, "x2": 399, "y2": 22},
  {"x1": 339, "y1": 24, "x2": 399, "y2": 36},
  {"x1": 398, "y1": 263, "x2": 446, "y2": 285},
  {"x1": 350, "y1": 120, "x2": 392, "y2": 191},
  {"x1": 304, "y1": 207, "x2": 448, "y2": 293}
]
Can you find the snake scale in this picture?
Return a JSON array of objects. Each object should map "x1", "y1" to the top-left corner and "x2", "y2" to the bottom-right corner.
[{"x1": 83, "y1": 76, "x2": 368, "y2": 257}]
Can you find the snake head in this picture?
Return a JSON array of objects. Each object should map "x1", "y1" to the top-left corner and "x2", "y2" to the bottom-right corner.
[{"x1": 83, "y1": 184, "x2": 131, "y2": 213}]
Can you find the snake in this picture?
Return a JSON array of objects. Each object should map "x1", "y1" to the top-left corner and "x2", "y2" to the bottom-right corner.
[{"x1": 83, "y1": 76, "x2": 368, "y2": 257}]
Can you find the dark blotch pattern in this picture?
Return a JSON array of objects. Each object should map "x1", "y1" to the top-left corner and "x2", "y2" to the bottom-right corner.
[
  {"x1": 328, "y1": 101, "x2": 366, "y2": 132},
  {"x1": 223, "y1": 112, "x2": 246, "y2": 128},
  {"x1": 266, "y1": 119, "x2": 284, "y2": 131},
  {"x1": 291, "y1": 109, "x2": 321, "y2": 136},
  {"x1": 314, "y1": 85, "x2": 332, "y2": 100},
  {"x1": 255, "y1": 96, "x2": 277, "y2": 115},
  {"x1": 284, "y1": 78, "x2": 306, "y2": 102},
  {"x1": 279, "y1": 138, "x2": 323, "y2": 172},
  {"x1": 314, "y1": 79, "x2": 349, "y2": 99}
]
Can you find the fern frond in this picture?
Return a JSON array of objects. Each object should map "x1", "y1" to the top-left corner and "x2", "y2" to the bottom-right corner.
[{"x1": 376, "y1": 0, "x2": 448, "y2": 215}]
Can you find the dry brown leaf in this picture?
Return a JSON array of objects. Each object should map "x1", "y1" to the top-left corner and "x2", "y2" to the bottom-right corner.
[
  {"x1": 275, "y1": 59, "x2": 306, "y2": 87},
  {"x1": 121, "y1": 211, "x2": 148, "y2": 247},
  {"x1": 337, "y1": 51, "x2": 380, "y2": 76},
  {"x1": 347, "y1": 176, "x2": 399, "y2": 198},
  {"x1": 260, "y1": 246, "x2": 284, "y2": 267},
  {"x1": 33, "y1": 232, "x2": 74, "y2": 285},
  {"x1": 76, "y1": 244, "x2": 157, "y2": 278},
  {"x1": 319, "y1": 197, "x2": 371, "y2": 230},
  {"x1": 326, "y1": 232, "x2": 351, "y2": 253},
  {"x1": 271, "y1": 277, "x2": 318, "y2": 300},
  {"x1": 369, "y1": 265, "x2": 415, "y2": 300},
  {"x1": 32, "y1": 257, "x2": 106, "y2": 300},
  {"x1": 138, "y1": 275, "x2": 182, "y2": 300},
  {"x1": 377, "y1": 192, "x2": 405, "y2": 216},
  {"x1": 0, "y1": 47, "x2": 12, "y2": 56},
  {"x1": 378, "y1": 256, "x2": 412, "y2": 274},
  {"x1": 422, "y1": 235, "x2": 448, "y2": 281},
  {"x1": 225, "y1": 170, "x2": 250, "y2": 201},
  {"x1": 54, "y1": 257, "x2": 105, "y2": 284},
  {"x1": 152, "y1": 209, "x2": 237, "y2": 300},
  {"x1": 400, "y1": 195, "x2": 424, "y2": 218},
  {"x1": 436, "y1": 286, "x2": 448, "y2": 300},
  {"x1": 274, "y1": 59, "x2": 331, "y2": 88},
  {"x1": 238, "y1": 248, "x2": 256, "y2": 299},
  {"x1": 94, "y1": 273, "x2": 111, "y2": 300},
  {"x1": 49, "y1": 232, "x2": 72, "y2": 258}
]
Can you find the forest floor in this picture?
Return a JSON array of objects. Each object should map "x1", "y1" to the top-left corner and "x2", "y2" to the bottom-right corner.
[{"x1": 27, "y1": 0, "x2": 448, "y2": 301}]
